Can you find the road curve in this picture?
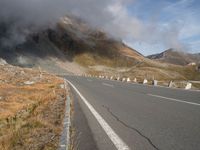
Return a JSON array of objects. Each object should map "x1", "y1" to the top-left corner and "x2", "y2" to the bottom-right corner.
[{"x1": 65, "y1": 76, "x2": 200, "y2": 150}]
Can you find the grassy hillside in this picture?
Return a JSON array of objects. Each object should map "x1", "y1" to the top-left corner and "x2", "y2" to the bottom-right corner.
[
  {"x1": 148, "y1": 49, "x2": 200, "y2": 66},
  {"x1": 124, "y1": 61, "x2": 200, "y2": 81}
]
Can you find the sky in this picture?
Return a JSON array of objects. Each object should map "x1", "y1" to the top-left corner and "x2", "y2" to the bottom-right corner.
[
  {"x1": 0, "y1": 0, "x2": 199, "y2": 56},
  {"x1": 124, "y1": 0, "x2": 200, "y2": 55}
]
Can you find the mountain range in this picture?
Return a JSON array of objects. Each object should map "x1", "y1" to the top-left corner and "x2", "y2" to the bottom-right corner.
[{"x1": 0, "y1": 15, "x2": 199, "y2": 81}]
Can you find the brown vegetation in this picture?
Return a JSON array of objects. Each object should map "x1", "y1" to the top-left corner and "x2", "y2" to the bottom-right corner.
[{"x1": 0, "y1": 64, "x2": 67, "y2": 150}]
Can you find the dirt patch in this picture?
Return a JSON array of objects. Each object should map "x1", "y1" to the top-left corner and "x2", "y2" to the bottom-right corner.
[{"x1": 53, "y1": 58, "x2": 87, "y2": 75}]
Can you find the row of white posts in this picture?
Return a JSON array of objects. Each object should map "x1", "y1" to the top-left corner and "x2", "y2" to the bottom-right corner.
[{"x1": 82, "y1": 74, "x2": 192, "y2": 90}]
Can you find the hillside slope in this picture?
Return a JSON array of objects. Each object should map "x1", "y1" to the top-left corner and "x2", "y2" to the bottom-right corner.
[{"x1": 148, "y1": 49, "x2": 200, "y2": 66}]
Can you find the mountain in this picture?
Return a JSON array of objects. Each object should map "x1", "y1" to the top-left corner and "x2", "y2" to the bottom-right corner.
[
  {"x1": 147, "y1": 49, "x2": 200, "y2": 66},
  {"x1": 0, "y1": 16, "x2": 200, "y2": 81},
  {"x1": 0, "y1": 16, "x2": 144, "y2": 73}
]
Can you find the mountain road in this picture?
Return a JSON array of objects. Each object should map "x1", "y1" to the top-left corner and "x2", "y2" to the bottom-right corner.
[{"x1": 65, "y1": 76, "x2": 200, "y2": 150}]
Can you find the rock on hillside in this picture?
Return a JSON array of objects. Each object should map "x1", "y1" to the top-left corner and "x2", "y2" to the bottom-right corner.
[{"x1": 0, "y1": 58, "x2": 7, "y2": 65}]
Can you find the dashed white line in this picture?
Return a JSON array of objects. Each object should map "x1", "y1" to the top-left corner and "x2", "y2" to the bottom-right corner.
[
  {"x1": 87, "y1": 79, "x2": 92, "y2": 82},
  {"x1": 102, "y1": 82, "x2": 114, "y2": 88},
  {"x1": 66, "y1": 80, "x2": 130, "y2": 150},
  {"x1": 148, "y1": 94, "x2": 200, "y2": 106}
]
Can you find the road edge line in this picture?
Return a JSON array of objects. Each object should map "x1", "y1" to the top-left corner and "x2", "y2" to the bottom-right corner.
[{"x1": 66, "y1": 79, "x2": 130, "y2": 150}]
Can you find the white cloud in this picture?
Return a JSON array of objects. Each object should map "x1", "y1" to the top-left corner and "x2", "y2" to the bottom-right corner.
[
  {"x1": 105, "y1": 0, "x2": 143, "y2": 38},
  {"x1": 0, "y1": 0, "x2": 199, "y2": 54}
]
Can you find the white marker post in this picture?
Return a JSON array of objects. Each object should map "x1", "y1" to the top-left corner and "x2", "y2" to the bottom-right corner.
[
  {"x1": 127, "y1": 78, "x2": 131, "y2": 82},
  {"x1": 122, "y1": 78, "x2": 126, "y2": 82},
  {"x1": 153, "y1": 80, "x2": 158, "y2": 86},
  {"x1": 168, "y1": 81, "x2": 173, "y2": 88},
  {"x1": 185, "y1": 82, "x2": 192, "y2": 90},
  {"x1": 143, "y1": 79, "x2": 148, "y2": 84}
]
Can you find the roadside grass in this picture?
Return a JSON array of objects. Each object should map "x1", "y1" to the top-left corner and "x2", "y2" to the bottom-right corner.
[
  {"x1": 192, "y1": 83, "x2": 200, "y2": 89},
  {"x1": 0, "y1": 65, "x2": 67, "y2": 150}
]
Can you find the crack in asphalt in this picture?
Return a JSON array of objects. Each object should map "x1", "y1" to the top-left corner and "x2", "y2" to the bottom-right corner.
[{"x1": 102, "y1": 105, "x2": 160, "y2": 150}]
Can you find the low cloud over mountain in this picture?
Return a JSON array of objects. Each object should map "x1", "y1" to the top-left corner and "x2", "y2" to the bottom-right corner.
[{"x1": 0, "y1": 0, "x2": 194, "y2": 53}]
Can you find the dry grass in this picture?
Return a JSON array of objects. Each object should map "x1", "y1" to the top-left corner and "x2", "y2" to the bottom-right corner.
[
  {"x1": 119, "y1": 46, "x2": 144, "y2": 62},
  {"x1": 81, "y1": 52, "x2": 200, "y2": 89},
  {"x1": 74, "y1": 52, "x2": 137, "y2": 68},
  {"x1": 0, "y1": 64, "x2": 67, "y2": 150}
]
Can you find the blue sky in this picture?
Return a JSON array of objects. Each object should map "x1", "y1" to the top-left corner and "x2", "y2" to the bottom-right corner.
[{"x1": 123, "y1": 0, "x2": 200, "y2": 55}]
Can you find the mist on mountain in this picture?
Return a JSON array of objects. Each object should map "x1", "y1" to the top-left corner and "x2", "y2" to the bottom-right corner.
[{"x1": 0, "y1": 0, "x2": 187, "y2": 53}]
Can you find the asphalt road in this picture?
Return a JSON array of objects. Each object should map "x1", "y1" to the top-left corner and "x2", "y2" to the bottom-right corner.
[{"x1": 65, "y1": 76, "x2": 200, "y2": 150}]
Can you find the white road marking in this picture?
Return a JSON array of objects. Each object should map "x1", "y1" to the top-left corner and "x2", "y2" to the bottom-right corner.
[
  {"x1": 148, "y1": 94, "x2": 200, "y2": 106},
  {"x1": 66, "y1": 80, "x2": 130, "y2": 150},
  {"x1": 102, "y1": 82, "x2": 114, "y2": 88}
]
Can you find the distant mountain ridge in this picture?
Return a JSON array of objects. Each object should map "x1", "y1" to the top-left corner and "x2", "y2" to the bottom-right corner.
[{"x1": 147, "y1": 49, "x2": 200, "y2": 66}]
